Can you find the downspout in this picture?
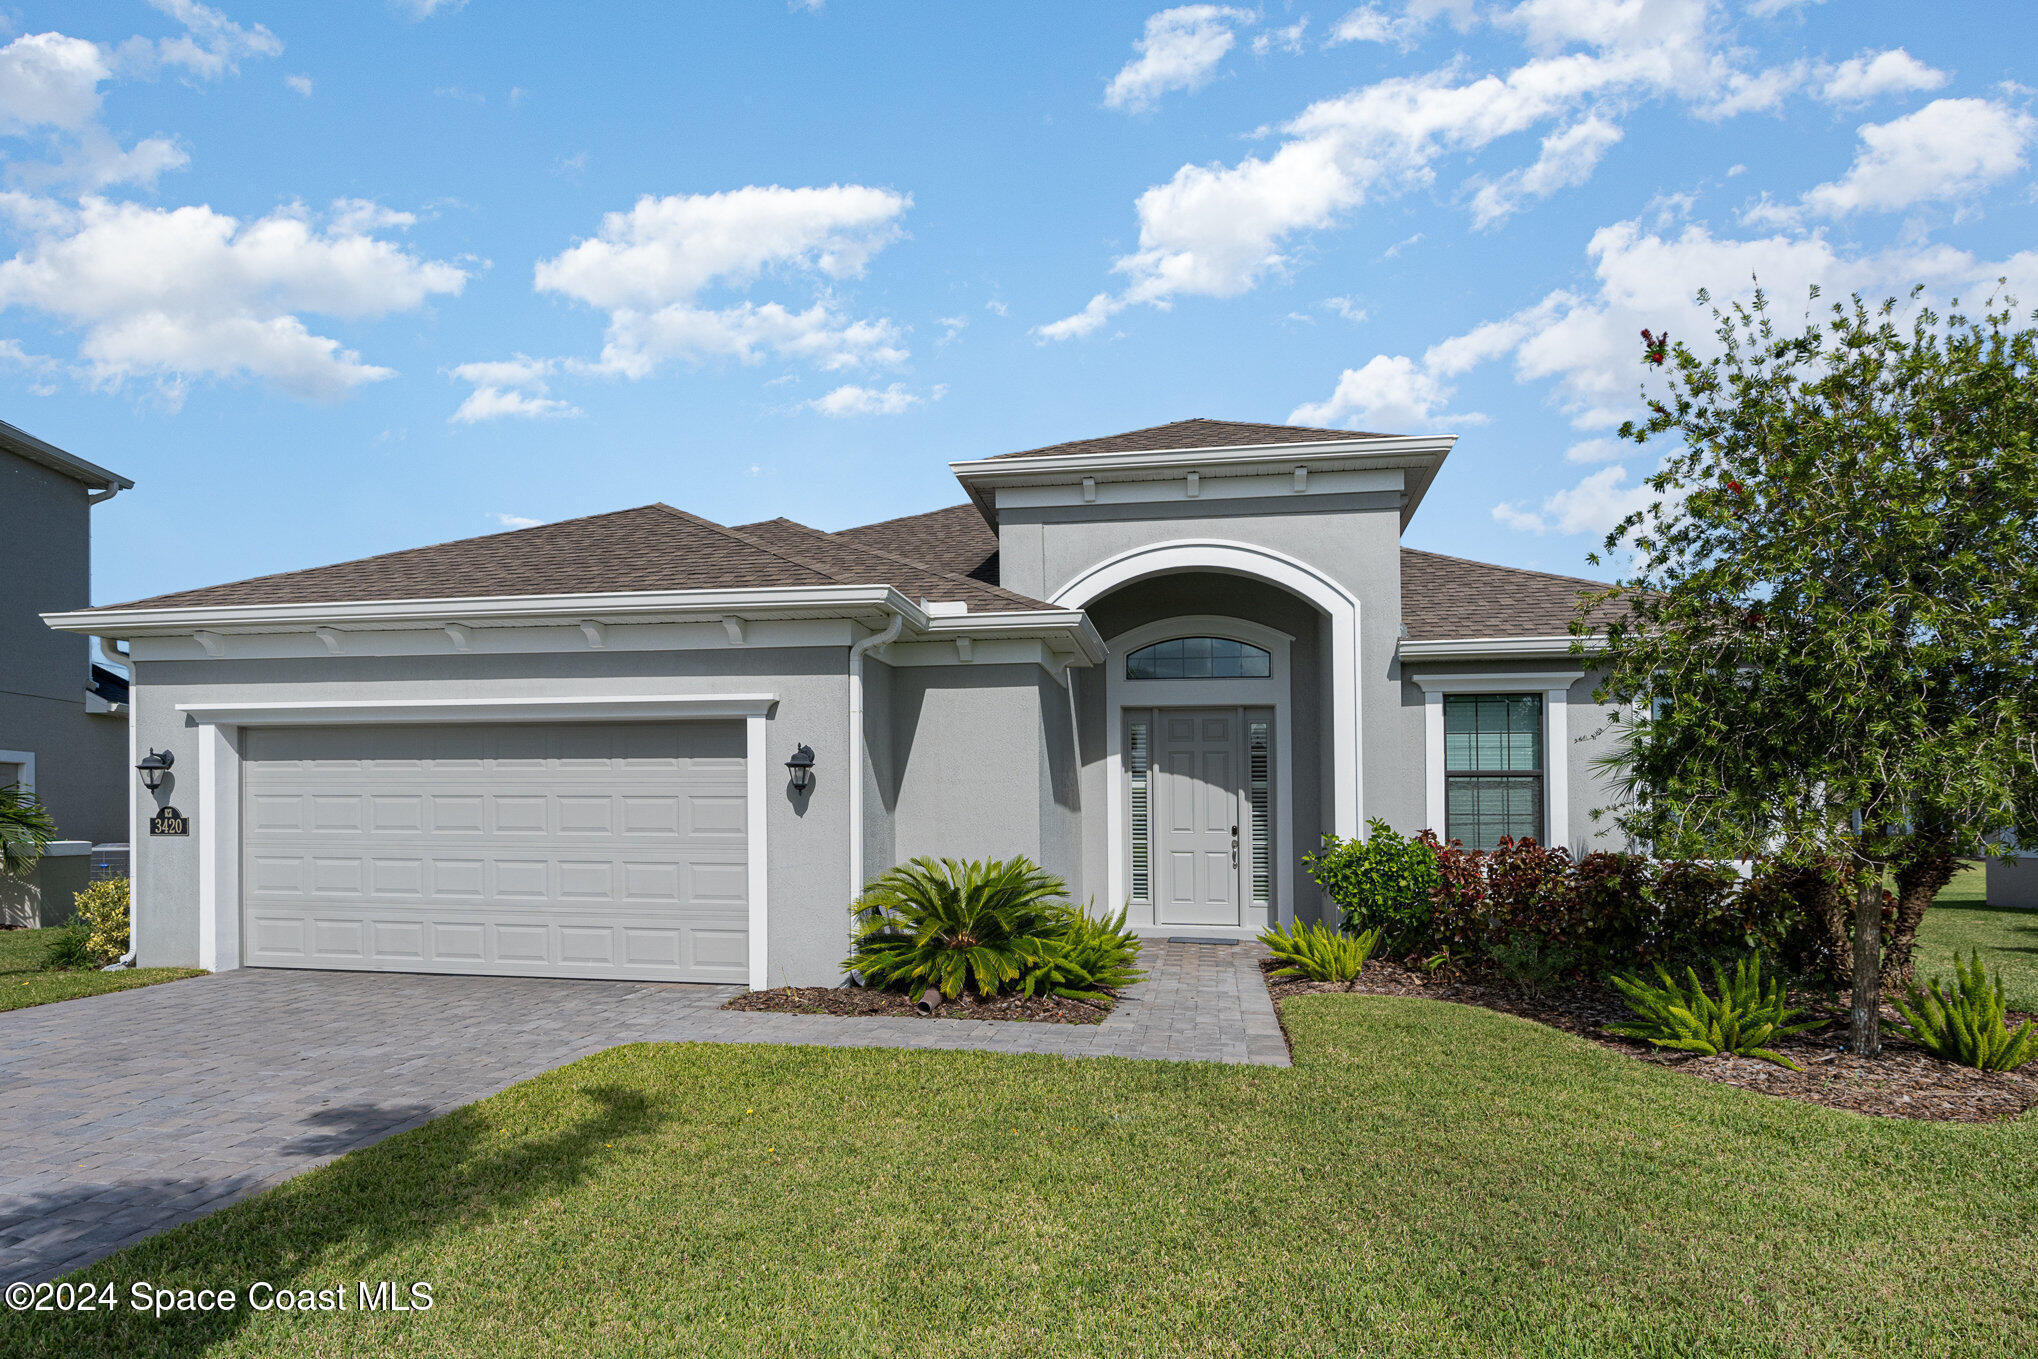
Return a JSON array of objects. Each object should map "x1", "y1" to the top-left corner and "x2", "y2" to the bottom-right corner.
[
  {"x1": 97, "y1": 634, "x2": 137, "y2": 969},
  {"x1": 846, "y1": 611, "x2": 904, "y2": 950}
]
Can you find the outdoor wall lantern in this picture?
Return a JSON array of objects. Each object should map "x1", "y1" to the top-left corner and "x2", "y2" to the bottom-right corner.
[
  {"x1": 136, "y1": 749, "x2": 174, "y2": 792},
  {"x1": 785, "y1": 744, "x2": 815, "y2": 793}
]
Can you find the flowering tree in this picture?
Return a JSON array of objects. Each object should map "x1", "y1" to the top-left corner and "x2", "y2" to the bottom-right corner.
[{"x1": 1578, "y1": 287, "x2": 2038, "y2": 1055}]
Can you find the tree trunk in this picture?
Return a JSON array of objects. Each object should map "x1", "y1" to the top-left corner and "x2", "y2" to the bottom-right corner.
[
  {"x1": 1883, "y1": 851, "x2": 1958, "y2": 988},
  {"x1": 1848, "y1": 864, "x2": 1883, "y2": 1056}
]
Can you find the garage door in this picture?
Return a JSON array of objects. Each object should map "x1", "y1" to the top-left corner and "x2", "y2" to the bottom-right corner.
[{"x1": 240, "y1": 721, "x2": 748, "y2": 981}]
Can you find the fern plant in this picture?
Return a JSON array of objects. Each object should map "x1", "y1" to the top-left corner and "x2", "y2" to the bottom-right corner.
[
  {"x1": 846, "y1": 856, "x2": 1068, "y2": 1000},
  {"x1": 1608, "y1": 957, "x2": 1820, "y2": 1070},
  {"x1": 1259, "y1": 921, "x2": 1380, "y2": 983},
  {"x1": 1891, "y1": 951, "x2": 2038, "y2": 1072}
]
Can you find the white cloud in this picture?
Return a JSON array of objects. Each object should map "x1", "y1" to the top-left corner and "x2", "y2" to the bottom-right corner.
[
  {"x1": 937, "y1": 314, "x2": 967, "y2": 343},
  {"x1": 1746, "y1": 0, "x2": 1822, "y2": 17},
  {"x1": 1796, "y1": 98, "x2": 2036, "y2": 217},
  {"x1": 447, "y1": 353, "x2": 583, "y2": 422},
  {"x1": 1469, "y1": 114, "x2": 1623, "y2": 227},
  {"x1": 1253, "y1": 18, "x2": 1309, "y2": 56},
  {"x1": 453, "y1": 387, "x2": 578, "y2": 422},
  {"x1": 534, "y1": 185, "x2": 911, "y2": 378},
  {"x1": 1287, "y1": 353, "x2": 1478, "y2": 431},
  {"x1": 1321, "y1": 294, "x2": 1367, "y2": 322},
  {"x1": 0, "y1": 32, "x2": 109, "y2": 135},
  {"x1": 1104, "y1": 6, "x2": 1257, "y2": 113},
  {"x1": 490, "y1": 512, "x2": 544, "y2": 529},
  {"x1": 126, "y1": 0, "x2": 282, "y2": 81},
  {"x1": 1563, "y1": 436, "x2": 1628, "y2": 463},
  {"x1": 0, "y1": 196, "x2": 466, "y2": 401},
  {"x1": 1044, "y1": 1, "x2": 1774, "y2": 336},
  {"x1": 806, "y1": 381, "x2": 942, "y2": 417},
  {"x1": 394, "y1": 0, "x2": 468, "y2": 18},
  {"x1": 1818, "y1": 48, "x2": 1947, "y2": 105},
  {"x1": 1493, "y1": 465, "x2": 1656, "y2": 535},
  {"x1": 285, "y1": 73, "x2": 312, "y2": 97}
]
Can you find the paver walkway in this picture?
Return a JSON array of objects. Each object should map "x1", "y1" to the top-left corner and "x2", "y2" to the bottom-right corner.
[{"x1": 0, "y1": 939, "x2": 1283, "y2": 1284}]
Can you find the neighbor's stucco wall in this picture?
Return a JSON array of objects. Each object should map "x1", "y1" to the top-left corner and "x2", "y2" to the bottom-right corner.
[
  {"x1": 127, "y1": 646, "x2": 854, "y2": 986},
  {"x1": 885, "y1": 662, "x2": 1083, "y2": 891},
  {"x1": 1, "y1": 451, "x2": 126, "y2": 844},
  {"x1": 1395, "y1": 661, "x2": 1632, "y2": 854},
  {"x1": 997, "y1": 492, "x2": 1412, "y2": 843}
]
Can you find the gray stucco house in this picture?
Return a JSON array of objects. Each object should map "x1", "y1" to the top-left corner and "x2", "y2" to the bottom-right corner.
[
  {"x1": 46, "y1": 419, "x2": 1629, "y2": 987},
  {"x1": 3, "y1": 419, "x2": 131, "y2": 924}
]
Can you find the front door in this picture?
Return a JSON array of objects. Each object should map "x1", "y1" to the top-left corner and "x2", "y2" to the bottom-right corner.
[{"x1": 1156, "y1": 710, "x2": 1241, "y2": 926}]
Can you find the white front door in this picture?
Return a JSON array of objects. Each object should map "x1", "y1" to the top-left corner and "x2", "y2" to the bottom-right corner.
[{"x1": 1156, "y1": 710, "x2": 1241, "y2": 926}]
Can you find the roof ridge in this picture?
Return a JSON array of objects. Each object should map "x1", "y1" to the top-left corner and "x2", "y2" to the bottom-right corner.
[
  {"x1": 1400, "y1": 546, "x2": 1609, "y2": 591},
  {"x1": 645, "y1": 503, "x2": 862, "y2": 588},
  {"x1": 751, "y1": 516, "x2": 1043, "y2": 609}
]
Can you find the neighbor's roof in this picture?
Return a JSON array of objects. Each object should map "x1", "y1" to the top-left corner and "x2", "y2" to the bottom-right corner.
[
  {"x1": 840, "y1": 503, "x2": 1611, "y2": 641},
  {"x1": 989, "y1": 417, "x2": 1392, "y2": 461},
  {"x1": 97, "y1": 504, "x2": 1052, "y2": 613},
  {"x1": 0, "y1": 417, "x2": 132, "y2": 493}
]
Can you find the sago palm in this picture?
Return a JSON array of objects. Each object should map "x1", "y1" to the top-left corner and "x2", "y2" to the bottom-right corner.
[{"x1": 848, "y1": 856, "x2": 1070, "y2": 1000}]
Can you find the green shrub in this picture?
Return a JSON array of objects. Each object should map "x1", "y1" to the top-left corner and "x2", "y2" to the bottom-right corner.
[
  {"x1": 1608, "y1": 957, "x2": 1820, "y2": 1070},
  {"x1": 38, "y1": 924, "x2": 95, "y2": 972},
  {"x1": 0, "y1": 785, "x2": 56, "y2": 878},
  {"x1": 73, "y1": 878, "x2": 129, "y2": 966},
  {"x1": 1483, "y1": 936, "x2": 1575, "y2": 998},
  {"x1": 1302, "y1": 820, "x2": 1439, "y2": 948},
  {"x1": 1891, "y1": 951, "x2": 2038, "y2": 1072},
  {"x1": 1259, "y1": 921, "x2": 1380, "y2": 983},
  {"x1": 1026, "y1": 904, "x2": 1147, "y2": 1004}
]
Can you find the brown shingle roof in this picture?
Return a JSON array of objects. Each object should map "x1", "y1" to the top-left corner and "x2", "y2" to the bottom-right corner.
[
  {"x1": 99, "y1": 504, "x2": 1023, "y2": 612},
  {"x1": 1399, "y1": 549, "x2": 1611, "y2": 640},
  {"x1": 732, "y1": 517, "x2": 1047, "y2": 611},
  {"x1": 989, "y1": 417, "x2": 1393, "y2": 461},
  {"x1": 836, "y1": 502, "x2": 999, "y2": 584},
  {"x1": 838, "y1": 504, "x2": 1613, "y2": 642}
]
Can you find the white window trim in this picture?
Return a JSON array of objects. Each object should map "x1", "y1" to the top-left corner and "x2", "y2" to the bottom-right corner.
[
  {"x1": 0, "y1": 749, "x2": 33, "y2": 793},
  {"x1": 1413, "y1": 672, "x2": 1581, "y2": 851},
  {"x1": 170, "y1": 692, "x2": 779, "y2": 984},
  {"x1": 1102, "y1": 615, "x2": 1295, "y2": 931}
]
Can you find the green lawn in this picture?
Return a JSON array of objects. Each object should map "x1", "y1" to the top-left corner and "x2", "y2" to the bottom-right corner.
[
  {"x1": 10, "y1": 998, "x2": 2033, "y2": 1358},
  {"x1": 0, "y1": 927, "x2": 202, "y2": 1012},
  {"x1": 1917, "y1": 864, "x2": 2038, "y2": 1011}
]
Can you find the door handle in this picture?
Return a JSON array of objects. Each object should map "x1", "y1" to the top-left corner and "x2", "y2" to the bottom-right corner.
[{"x1": 1231, "y1": 824, "x2": 1239, "y2": 867}]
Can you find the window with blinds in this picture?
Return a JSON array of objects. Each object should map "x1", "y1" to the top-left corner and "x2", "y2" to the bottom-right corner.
[
  {"x1": 1247, "y1": 718, "x2": 1270, "y2": 907},
  {"x1": 1128, "y1": 717, "x2": 1150, "y2": 904},
  {"x1": 1443, "y1": 693, "x2": 1544, "y2": 849}
]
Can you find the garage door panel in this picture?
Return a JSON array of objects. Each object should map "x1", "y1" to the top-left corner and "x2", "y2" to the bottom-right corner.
[{"x1": 241, "y1": 721, "x2": 748, "y2": 982}]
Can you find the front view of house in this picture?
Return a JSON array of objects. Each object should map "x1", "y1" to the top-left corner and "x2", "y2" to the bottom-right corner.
[{"x1": 47, "y1": 419, "x2": 1624, "y2": 989}]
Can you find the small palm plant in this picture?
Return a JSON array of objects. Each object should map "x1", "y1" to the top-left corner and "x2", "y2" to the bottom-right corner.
[
  {"x1": 1608, "y1": 957, "x2": 1820, "y2": 1071},
  {"x1": 1259, "y1": 921, "x2": 1380, "y2": 984},
  {"x1": 1025, "y1": 903, "x2": 1147, "y2": 1004},
  {"x1": 1891, "y1": 951, "x2": 2038, "y2": 1072},
  {"x1": 847, "y1": 856, "x2": 1069, "y2": 1000},
  {"x1": 0, "y1": 784, "x2": 56, "y2": 879}
]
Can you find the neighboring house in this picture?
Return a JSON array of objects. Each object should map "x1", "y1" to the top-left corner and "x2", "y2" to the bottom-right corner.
[
  {"x1": 46, "y1": 419, "x2": 1629, "y2": 987},
  {"x1": 2, "y1": 419, "x2": 131, "y2": 834}
]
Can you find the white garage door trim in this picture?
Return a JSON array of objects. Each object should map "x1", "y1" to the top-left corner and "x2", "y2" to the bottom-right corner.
[{"x1": 177, "y1": 694, "x2": 777, "y2": 988}]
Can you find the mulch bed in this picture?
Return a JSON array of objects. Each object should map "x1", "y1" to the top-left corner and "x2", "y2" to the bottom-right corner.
[
  {"x1": 723, "y1": 984, "x2": 1113, "y2": 1025},
  {"x1": 1266, "y1": 959, "x2": 2038, "y2": 1124}
]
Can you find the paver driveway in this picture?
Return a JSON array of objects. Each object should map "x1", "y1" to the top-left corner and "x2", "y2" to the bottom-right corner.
[{"x1": 0, "y1": 939, "x2": 1283, "y2": 1284}]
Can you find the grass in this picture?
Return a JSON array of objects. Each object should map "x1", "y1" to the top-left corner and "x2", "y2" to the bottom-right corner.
[
  {"x1": 1917, "y1": 862, "x2": 2038, "y2": 1011},
  {"x1": 9, "y1": 998, "x2": 2034, "y2": 1358},
  {"x1": 0, "y1": 927, "x2": 202, "y2": 1013}
]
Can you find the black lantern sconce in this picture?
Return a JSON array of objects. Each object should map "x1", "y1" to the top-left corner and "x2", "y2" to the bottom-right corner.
[
  {"x1": 136, "y1": 748, "x2": 175, "y2": 792},
  {"x1": 784, "y1": 744, "x2": 815, "y2": 794}
]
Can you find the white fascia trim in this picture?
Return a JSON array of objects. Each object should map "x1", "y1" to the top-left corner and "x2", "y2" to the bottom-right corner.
[
  {"x1": 175, "y1": 694, "x2": 781, "y2": 727},
  {"x1": 1410, "y1": 671, "x2": 1583, "y2": 693},
  {"x1": 918, "y1": 610, "x2": 1107, "y2": 665},
  {"x1": 1401, "y1": 635, "x2": 1597, "y2": 661},
  {"x1": 44, "y1": 584, "x2": 925, "y2": 638}
]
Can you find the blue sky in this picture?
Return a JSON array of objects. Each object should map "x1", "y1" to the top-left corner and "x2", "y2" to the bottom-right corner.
[{"x1": 4, "y1": 0, "x2": 2034, "y2": 609}]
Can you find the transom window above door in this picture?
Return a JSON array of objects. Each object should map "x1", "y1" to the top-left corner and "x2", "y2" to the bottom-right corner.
[{"x1": 1125, "y1": 636, "x2": 1272, "y2": 680}]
